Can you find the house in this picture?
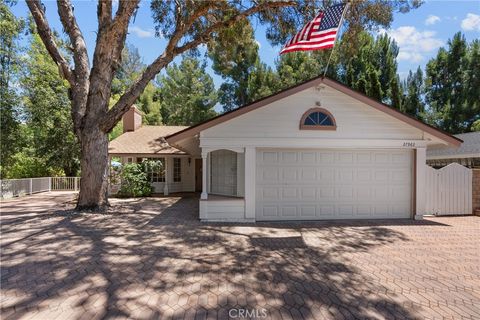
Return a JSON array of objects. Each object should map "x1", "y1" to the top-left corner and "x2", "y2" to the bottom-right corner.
[
  {"x1": 109, "y1": 76, "x2": 461, "y2": 222},
  {"x1": 108, "y1": 106, "x2": 194, "y2": 195},
  {"x1": 427, "y1": 132, "x2": 480, "y2": 169}
]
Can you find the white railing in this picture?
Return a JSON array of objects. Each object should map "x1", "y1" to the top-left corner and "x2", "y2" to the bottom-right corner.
[{"x1": 0, "y1": 177, "x2": 80, "y2": 199}]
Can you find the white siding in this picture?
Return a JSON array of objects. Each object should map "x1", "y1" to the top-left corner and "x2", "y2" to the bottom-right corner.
[
  {"x1": 199, "y1": 199, "x2": 246, "y2": 222},
  {"x1": 202, "y1": 86, "x2": 423, "y2": 141}
]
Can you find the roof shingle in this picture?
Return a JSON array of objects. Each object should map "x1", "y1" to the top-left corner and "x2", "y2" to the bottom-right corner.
[
  {"x1": 427, "y1": 132, "x2": 480, "y2": 159},
  {"x1": 108, "y1": 126, "x2": 188, "y2": 155}
]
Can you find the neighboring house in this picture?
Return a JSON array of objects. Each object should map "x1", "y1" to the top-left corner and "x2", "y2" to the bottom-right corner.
[
  {"x1": 108, "y1": 106, "x2": 193, "y2": 194},
  {"x1": 427, "y1": 132, "x2": 480, "y2": 169},
  {"x1": 109, "y1": 76, "x2": 461, "y2": 222}
]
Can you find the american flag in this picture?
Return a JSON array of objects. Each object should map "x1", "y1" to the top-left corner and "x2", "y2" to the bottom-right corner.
[{"x1": 280, "y1": 3, "x2": 347, "y2": 54}]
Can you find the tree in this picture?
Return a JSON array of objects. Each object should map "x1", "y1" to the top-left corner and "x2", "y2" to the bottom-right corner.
[
  {"x1": 111, "y1": 43, "x2": 145, "y2": 96},
  {"x1": 276, "y1": 52, "x2": 322, "y2": 89},
  {"x1": 0, "y1": 1, "x2": 25, "y2": 178},
  {"x1": 341, "y1": 32, "x2": 401, "y2": 105},
  {"x1": 26, "y1": 0, "x2": 422, "y2": 210},
  {"x1": 157, "y1": 57, "x2": 217, "y2": 125},
  {"x1": 209, "y1": 20, "x2": 259, "y2": 111},
  {"x1": 425, "y1": 33, "x2": 479, "y2": 133},
  {"x1": 401, "y1": 67, "x2": 425, "y2": 119},
  {"x1": 21, "y1": 34, "x2": 80, "y2": 176},
  {"x1": 246, "y1": 60, "x2": 278, "y2": 103},
  {"x1": 137, "y1": 82, "x2": 162, "y2": 125}
]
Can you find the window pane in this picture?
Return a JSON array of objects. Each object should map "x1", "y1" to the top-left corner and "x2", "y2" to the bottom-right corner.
[
  {"x1": 173, "y1": 158, "x2": 181, "y2": 182},
  {"x1": 303, "y1": 111, "x2": 334, "y2": 127}
]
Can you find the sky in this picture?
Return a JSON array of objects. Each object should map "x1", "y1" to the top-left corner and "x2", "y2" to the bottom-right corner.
[{"x1": 11, "y1": 0, "x2": 480, "y2": 88}]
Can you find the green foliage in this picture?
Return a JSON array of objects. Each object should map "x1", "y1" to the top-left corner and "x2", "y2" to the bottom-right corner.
[
  {"x1": 157, "y1": 57, "x2": 217, "y2": 125},
  {"x1": 117, "y1": 162, "x2": 156, "y2": 197},
  {"x1": 21, "y1": 34, "x2": 80, "y2": 176},
  {"x1": 209, "y1": 20, "x2": 269, "y2": 111},
  {"x1": 137, "y1": 82, "x2": 162, "y2": 125},
  {"x1": 111, "y1": 44, "x2": 162, "y2": 125},
  {"x1": 471, "y1": 120, "x2": 480, "y2": 132},
  {"x1": 112, "y1": 44, "x2": 145, "y2": 96},
  {"x1": 425, "y1": 33, "x2": 480, "y2": 133},
  {"x1": 276, "y1": 52, "x2": 322, "y2": 89},
  {"x1": 341, "y1": 32, "x2": 401, "y2": 105},
  {"x1": 401, "y1": 67, "x2": 425, "y2": 119},
  {"x1": 0, "y1": 1, "x2": 25, "y2": 178}
]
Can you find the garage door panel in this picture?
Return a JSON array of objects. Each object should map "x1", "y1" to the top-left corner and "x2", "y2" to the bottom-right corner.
[
  {"x1": 256, "y1": 149, "x2": 412, "y2": 221},
  {"x1": 282, "y1": 168, "x2": 298, "y2": 182},
  {"x1": 301, "y1": 188, "x2": 316, "y2": 200}
]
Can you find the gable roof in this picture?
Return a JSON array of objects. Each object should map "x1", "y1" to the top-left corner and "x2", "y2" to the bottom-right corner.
[
  {"x1": 109, "y1": 126, "x2": 188, "y2": 155},
  {"x1": 165, "y1": 76, "x2": 462, "y2": 147},
  {"x1": 427, "y1": 132, "x2": 480, "y2": 159}
]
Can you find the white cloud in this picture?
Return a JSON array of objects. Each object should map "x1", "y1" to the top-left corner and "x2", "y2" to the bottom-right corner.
[
  {"x1": 398, "y1": 52, "x2": 423, "y2": 63},
  {"x1": 461, "y1": 13, "x2": 480, "y2": 31},
  {"x1": 425, "y1": 15, "x2": 440, "y2": 26},
  {"x1": 128, "y1": 26, "x2": 154, "y2": 38},
  {"x1": 381, "y1": 26, "x2": 443, "y2": 63}
]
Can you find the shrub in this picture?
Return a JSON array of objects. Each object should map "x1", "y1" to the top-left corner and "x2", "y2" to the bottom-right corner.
[{"x1": 117, "y1": 163, "x2": 153, "y2": 197}]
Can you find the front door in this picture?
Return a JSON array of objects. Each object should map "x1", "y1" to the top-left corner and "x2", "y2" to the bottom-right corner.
[{"x1": 195, "y1": 159, "x2": 202, "y2": 192}]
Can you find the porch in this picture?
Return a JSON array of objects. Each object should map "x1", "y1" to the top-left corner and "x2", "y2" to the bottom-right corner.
[
  {"x1": 109, "y1": 155, "x2": 197, "y2": 195},
  {"x1": 196, "y1": 147, "x2": 253, "y2": 222}
]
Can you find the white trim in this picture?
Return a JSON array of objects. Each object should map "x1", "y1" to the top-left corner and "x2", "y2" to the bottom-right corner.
[
  {"x1": 201, "y1": 152, "x2": 208, "y2": 200},
  {"x1": 163, "y1": 158, "x2": 169, "y2": 195},
  {"x1": 201, "y1": 146, "x2": 245, "y2": 154},
  {"x1": 201, "y1": 138, "x2": 429, "y2": 149},
  {"x1": 415, "y1": 147, "x2": 427, "y2": 220},
  {"x1": 244, "y1": 147, "x2": 256, "y2": 220}
]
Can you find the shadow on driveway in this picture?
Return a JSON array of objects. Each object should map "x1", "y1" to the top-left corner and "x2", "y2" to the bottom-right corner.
[{"x1": 1, "y1": 194, "x2": 478, "y2": 319}]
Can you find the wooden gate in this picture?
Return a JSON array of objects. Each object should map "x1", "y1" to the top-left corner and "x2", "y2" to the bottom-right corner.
[{"x1": 425, "y1": 163, "x2": 472, "y2": 215}]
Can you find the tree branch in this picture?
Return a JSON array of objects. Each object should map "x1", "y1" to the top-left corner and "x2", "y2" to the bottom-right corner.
[
  {"x1": 109, "y1": 0, "x2": 140, "y2": 68},
  {"x1": 57, "y1": 0, "x2": 90, "y2": 80},
  {"x1": 26, "y1": 0, "x2": 74, "y2": 85},
  {"x1": 56, "y1": 0, "x2": 91, "y2": 133},
  {"x1": 97, "y1": 0, "x2": 112, "y2": 29},
  {"x1": 101, "y1": 0, "x2": 295, "y2": 133}
]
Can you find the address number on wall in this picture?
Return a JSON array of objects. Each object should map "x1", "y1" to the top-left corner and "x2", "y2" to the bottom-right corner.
[{"x1": 402, "y1": 142, "x2": 416, "y2": 147}]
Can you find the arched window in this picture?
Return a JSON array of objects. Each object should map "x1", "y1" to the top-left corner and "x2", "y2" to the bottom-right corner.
[{"x1": 300, "y1": 108, "x2": 336, "y2": 130}]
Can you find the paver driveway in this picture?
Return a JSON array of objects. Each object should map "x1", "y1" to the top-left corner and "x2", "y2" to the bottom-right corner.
[{"x1": 1, "y1": 192, "x2": 479, "y2": 320}]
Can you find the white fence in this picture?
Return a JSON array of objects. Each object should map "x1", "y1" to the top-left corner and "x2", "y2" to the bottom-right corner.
[
  {"x1": 0, "y1": 177, "x2": 80, "y2": 199},
  {"x1": 425, "y1": 163, "x2": 472, "y2": 216}
]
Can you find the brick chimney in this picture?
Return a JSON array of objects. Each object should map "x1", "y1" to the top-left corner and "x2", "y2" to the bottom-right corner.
[{"x1": 123, "y1": 105, "x2": 142, "y2": 133}]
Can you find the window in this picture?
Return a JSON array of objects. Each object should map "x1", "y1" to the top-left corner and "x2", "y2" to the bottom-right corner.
[
  {"x1": 143, "y1": 158, "x2": 165, "y2": 182},
  {"x1": 300, "y1": 108, "x2": 336, "y2": 130},
  {"x1": 210, "y1": 150, "x2": 237, "y2": 196},
  {"x1": 173, "y1": 158, "x2": 181, "y2": 182}
]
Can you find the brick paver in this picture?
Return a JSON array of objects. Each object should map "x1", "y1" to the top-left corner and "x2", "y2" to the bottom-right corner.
[{"x1": 1, "y1": 192, "x2": 479, "y2": 319}]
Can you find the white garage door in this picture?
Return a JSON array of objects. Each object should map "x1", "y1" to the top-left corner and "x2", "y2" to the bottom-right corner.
[{"x1": 256, "y1": 149, "x2": 413, "y2": 221}]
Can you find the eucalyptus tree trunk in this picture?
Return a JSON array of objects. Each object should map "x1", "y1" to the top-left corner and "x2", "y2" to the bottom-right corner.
[{"x1": 76, "y1": 125, "x2": 110, "y2": 210}]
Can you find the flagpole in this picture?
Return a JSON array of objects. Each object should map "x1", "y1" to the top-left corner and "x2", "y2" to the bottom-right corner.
[{"x1": 322, "y1": 2, "x2": 350, "y2": 78}]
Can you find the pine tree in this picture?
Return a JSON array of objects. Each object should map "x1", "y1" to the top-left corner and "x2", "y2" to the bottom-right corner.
[
  {"x1": 425, "y1": 32, "x2": 477, "y2": 133},
  {"x1": 402, "y1": 67, "x2": 425, "y2": 119},
  {"x1": 157, "y1": 57, "x2": 217, "y2": 126}
]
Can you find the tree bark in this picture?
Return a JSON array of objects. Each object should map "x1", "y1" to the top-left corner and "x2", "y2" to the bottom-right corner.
[{"x1": 76, "y1": 125, "x2": 109, "y2": 211}]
